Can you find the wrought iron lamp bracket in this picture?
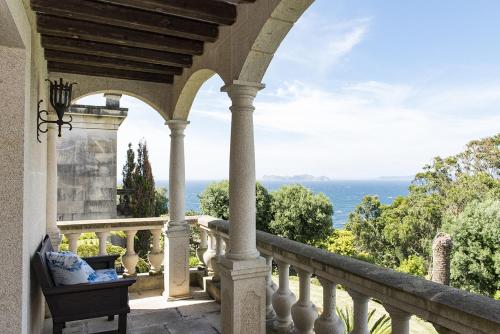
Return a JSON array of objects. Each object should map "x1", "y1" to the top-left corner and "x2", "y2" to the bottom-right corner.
[{"x1": 36, "y1": 99, "x2": 73, "y2": 143}]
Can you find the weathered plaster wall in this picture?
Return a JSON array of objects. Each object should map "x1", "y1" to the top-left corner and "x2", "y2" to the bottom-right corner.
[
  {"x1": 57, "y1": 103, "x2": 127, "y2": 221},
  {"x1": 1, "y1": 0, "x2": 49, "y2": 333}
]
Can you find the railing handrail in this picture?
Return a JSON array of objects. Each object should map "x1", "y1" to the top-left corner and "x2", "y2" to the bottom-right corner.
[
  {"x1": 206, "y1": 218, "x2": 500, "y2": 334},
  {"x1": 57, "y1": 215, "x2": 201, "y2": 234}
]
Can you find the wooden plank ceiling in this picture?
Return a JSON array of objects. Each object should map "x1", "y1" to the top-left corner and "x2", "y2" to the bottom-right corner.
[{"x1": 31, "y1": 0, "x2": 256, "y2": 84}]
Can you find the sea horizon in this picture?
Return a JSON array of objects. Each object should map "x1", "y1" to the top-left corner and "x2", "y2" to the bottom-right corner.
[{"x1": 151, "y1": 179, "x2": 411, "y2": 229}]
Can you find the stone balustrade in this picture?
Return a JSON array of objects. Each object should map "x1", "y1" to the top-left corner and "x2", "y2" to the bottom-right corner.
[
  {"x1": 198, "y1": 216, "x2": 500, "y2": 334},
  {"x1": 57, "y1": 217, "x2": 168, "y2": 276}
]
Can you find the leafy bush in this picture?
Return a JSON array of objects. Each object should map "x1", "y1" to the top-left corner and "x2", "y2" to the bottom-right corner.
[
  {"x1": 199, "y1": 181, "x2": 273, "y2": 231},
  {"x1": 324, "y1": 230, "x2": 356, "y2": 256},
  {"x1": 446, "y1": 199, "x2": 500, "y2": 297},
  {"x1": 397, "y1": 255, "x2": 427, "y2": 277},
  {"x1": 269, "y1": 184, "x2": 333, "y2": 246},
  {"x1": 154, "y1": 187, "x2": 168, "y2": 217}
]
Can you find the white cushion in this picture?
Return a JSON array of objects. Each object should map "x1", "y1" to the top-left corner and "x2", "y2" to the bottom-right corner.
[{"x1": 46, "y1": 252, "x2": 96, "y2": 286}]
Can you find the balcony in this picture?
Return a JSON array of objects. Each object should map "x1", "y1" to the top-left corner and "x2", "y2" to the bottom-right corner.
[{"x1": 41, "y1": 216, "x2": 500, "y2": 334}]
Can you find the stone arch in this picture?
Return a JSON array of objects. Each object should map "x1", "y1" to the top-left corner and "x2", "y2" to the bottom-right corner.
[
  {"x1": 237, "y1": 0, "x2": 314, "y2": 83},
  {"x1": 48, "y1": 72, "x2": 171, "y2": 119},
  {"x1": 169, "y1": 0, "x2": 314, "y2": 120},
  {"x1": 172, "y1": 68, "x2": 220, "y2": 121}
]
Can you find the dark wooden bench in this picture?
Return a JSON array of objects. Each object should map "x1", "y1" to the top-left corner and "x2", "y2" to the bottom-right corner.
[{"x1": 33, "y1": 235, "x2": 136, "y2": 334}]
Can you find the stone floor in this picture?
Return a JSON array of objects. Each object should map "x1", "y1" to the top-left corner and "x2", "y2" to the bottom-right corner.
[{"x1": 42, "y1": 288, "x2": 221, "y2": 334}]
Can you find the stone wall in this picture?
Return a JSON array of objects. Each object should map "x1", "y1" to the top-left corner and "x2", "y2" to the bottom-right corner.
[{"x1": 57, "y1": 94, "x2": 127, "y2": 221}]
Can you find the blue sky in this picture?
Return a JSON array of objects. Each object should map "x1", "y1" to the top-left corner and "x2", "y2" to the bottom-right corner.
[{"x1": 78, "y1": 0, "x2": 500, "y2": 181}]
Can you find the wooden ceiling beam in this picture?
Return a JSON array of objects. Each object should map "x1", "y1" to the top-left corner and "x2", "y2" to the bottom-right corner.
[
  {"x1": 31, "y1": 0, "x2": 218, "y2": 42},
  {"x1": 44, "y1": 49, "x2": 183, "y2": 75},
  {"x1": 37, "y1": 14, "x2": 204, "y2": 55},
  {"x1": 41, "y1": 36, "x2": 192, "y2": 67},
  {"x1": 48, "y1": 61, "x2": 173, "y2": 84},
  {"x1": 97, "y1": 0, "x2": 237, "y2": 25}
]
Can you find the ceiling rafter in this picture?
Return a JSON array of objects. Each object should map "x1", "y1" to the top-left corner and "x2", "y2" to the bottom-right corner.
[
  {"x1": 31, "y1": 0, "x2": 219, "y2": 42},
  {"x1": 41, "y1": 36, "x2": 193, "y2": 68},
  {"x1": 37, "y1": 14, "x2": 204, "y2": 55},
  {"x1": 48, "y1": 61, "x2": 174, "y2": 84}
]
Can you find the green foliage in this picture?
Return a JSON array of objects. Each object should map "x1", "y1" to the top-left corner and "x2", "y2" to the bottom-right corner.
[
  {"x1": 397, "y1": 255, "x2": 427, "y2": 277},
  {"x1": 131, "y1": 140, "x2": 156, "y2": 218},
  {"x1": 269, "y1": 184, "x2": 333, "y2": 246},
  {"x1": 347, "y1": 134, "x2": 499, "y2": 294},
  {"x1": 337, "y1": 307, "x2": 391, "y2": 334},
  {"x1": 324, "y1": 230, "x2": 356, "y2": 256},
  {"x1": 189, "y1": 255, "x2": 202, "y2": 268},
  {"x1": 445, "y1": 199, "x2": 500, "y2": 297},
  {"x1": 122, "y1": 143, "x2": 135, "y2": 189},
  {"x1": 198, "y1": 181, "x2": 273, "y2": 232},
  {"x1": 154, "y1": 187, "x2": 168, "y2": 217},
  {"x1": 199, "y1": 180, "x2": 230, "y2": 219}
]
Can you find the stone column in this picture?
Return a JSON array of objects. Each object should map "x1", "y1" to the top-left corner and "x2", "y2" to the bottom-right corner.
[
  {"x1": 164, "y1": 120, "x2": 190, "y2": 300},
  {"x1": 219, "y1": 81, "x2": 268, "y2": 334},
  {"x1": 46, "y1": 122, "x2": 60, "y2": 249}
]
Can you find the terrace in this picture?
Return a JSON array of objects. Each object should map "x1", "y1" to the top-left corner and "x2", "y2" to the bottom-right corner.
[{"x1": 0, "y1": 0, "x2": 499, "y2": 333}]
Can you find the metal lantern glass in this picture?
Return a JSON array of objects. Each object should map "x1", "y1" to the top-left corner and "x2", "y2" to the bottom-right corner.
[{"x1": 37, "y1": 78, "x2": 76, "y2": 142}]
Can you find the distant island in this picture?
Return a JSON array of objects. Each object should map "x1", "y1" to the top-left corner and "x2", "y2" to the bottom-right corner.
[{"x1": 261, "y1": 174, "x2": 331, "y2": 182}]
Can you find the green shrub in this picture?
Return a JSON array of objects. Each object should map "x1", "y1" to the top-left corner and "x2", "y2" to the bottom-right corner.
[
  {"x1": 397, "y1": 255, "x2": 427, "y2": 277},
  {"x1": 199, "y1": 181, "x2": 273, "y2": 231},
  {"x1": 269, "y1": 184, "x2": 333, "y2": 246},
  {"x1": 155, "y1": 187, "x2": 168, "y2": 216},
  {"x1": 446, "y1": 199, "x2": 500, "y2": 297}
]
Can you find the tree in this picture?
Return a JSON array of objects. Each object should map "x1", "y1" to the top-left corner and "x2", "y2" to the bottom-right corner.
[
  {"x1": 445, "y1": 199, "x2": 500, "y2": 297},
  {"x1": 154, "y1": 187, "x2": 168, "y2": 217},
  {"x1": 131, "y1": 140, "x2": 156, "y2": 257},
  {"x1": 198, "y1": 181, "x2": 273, "y2": 232},
  {"x1": 122, "y1": 143, "x2": 135, "y2": 189},
  {"x1": 269, "y1": 184, "x2": 333, "y2": 246},
  {"x1": 345, "y1": 196, "x2": 394, "y2": 265}
]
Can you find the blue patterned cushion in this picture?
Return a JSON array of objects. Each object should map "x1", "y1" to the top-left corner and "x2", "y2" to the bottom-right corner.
[
  {"x1": 90, "y1": 268, "x2": 119, "y2": 283},
  {"x1": 46, "y1": 252, "x2": 96, "y2": 286}
]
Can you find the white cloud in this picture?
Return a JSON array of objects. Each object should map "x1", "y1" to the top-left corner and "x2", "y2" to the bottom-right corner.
[
  {"x1": 275, "y1": 16, "x2": 372, "y2": 73},
  {"x1": 193, "y1": 79, "x2": 500, "y2": 179}
]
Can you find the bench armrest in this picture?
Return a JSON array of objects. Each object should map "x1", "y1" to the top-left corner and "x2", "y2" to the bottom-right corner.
[
  {"x1": 44, "y1": 277, "x2": 136, "y2": 296},
  {"x1": 83, "y1": 255, "x2": 120, "y2": 270}
]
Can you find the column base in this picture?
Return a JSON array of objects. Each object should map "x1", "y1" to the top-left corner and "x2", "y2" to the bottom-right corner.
[
  {"x1": 219, "y1": 255, "x2": 268, "y2": 334},
  {"x1": 164, "y1": 224, "x2": 191, "y2": 299}
]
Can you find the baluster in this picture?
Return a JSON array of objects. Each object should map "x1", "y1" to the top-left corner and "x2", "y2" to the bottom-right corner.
[
  {"x1": 148, "y1": 229, "x2": 164, "y2": 275},
  {"x1": 197, "y1": 228, "x2": 208, "y2": 265},
  {"x1": 347, "y1": 290, "x2": 370, "y2": 334},
  {"x1": 203, "y1": 230, "x2": 216, "y2": 273},
  {"x1": 291, "y1": 269, "x2": 318, "y2": 334},
  {"x1": 122, "y1": 230, "x2": 139, "y2": 276},
  {"x1": 66, "y1": 233, "x2": 80, "y2": 253},
  {"x1": 263, "y1": 254, "x2": 277, "y2": 319},
  {"x1": 314, "y1": 277, "x2": 345, "y2": 334},
  {"x1": 96, "y1": 231, "x2": 109, "y2": 256},
  {"x1": 212, "y1": 233, "x2": 225, "y2": 282},
  {"x1": 272, "y1": 261, "x2": 296, "y2": 332},
  {"x1": 384, "y1": 305, "x2": 411, "y2": 334}
]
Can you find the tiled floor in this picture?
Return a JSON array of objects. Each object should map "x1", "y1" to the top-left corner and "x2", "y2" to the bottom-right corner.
[{"x1": 42, "y1": 288, "x2": 221, "y2": 334}]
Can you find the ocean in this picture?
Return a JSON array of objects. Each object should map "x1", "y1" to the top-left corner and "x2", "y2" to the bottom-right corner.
[{"x1": 156, "y1": 180, "x2": 410, "y2": 229}]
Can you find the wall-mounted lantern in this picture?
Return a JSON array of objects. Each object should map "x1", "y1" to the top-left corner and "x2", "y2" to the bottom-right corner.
[{"x1": 37, "y1": 78, "x2": 77, "y2": 143}]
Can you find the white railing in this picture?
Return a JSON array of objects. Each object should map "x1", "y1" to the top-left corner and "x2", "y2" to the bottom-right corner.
[
  {"x1": 198, "y1": 216, "x2": 500, "y2": 334},
  {"x1": 57, "y1": 217, "x2": 168, "y2": 276}
]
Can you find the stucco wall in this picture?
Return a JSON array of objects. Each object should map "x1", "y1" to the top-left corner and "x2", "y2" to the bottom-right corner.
[
  {"x1": 57, "y1": 105, "x2": 127, "y2": 221},
  {"x1": 1, "y1": 0, "x2": 49, "y2": 333}
]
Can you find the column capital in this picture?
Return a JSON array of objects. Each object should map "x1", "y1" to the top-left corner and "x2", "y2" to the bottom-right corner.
[
  {"x1": 166, "y1": 119, "x2": 190, "y2": 131},
  {"x1": 221, "y1": 80, "x2": 265, "y2": 106}
]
